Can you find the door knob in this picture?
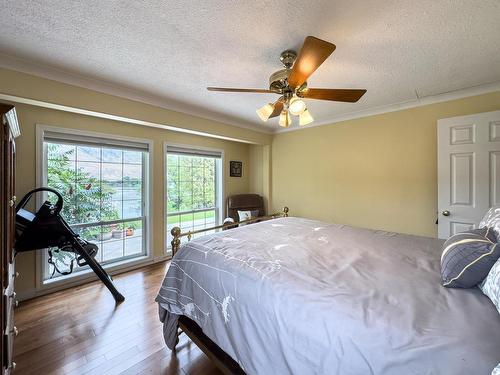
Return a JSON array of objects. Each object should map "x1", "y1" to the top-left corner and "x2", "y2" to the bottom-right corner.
[{"x1": 442, "y1": 210, "x2": 451, "y2": 217}]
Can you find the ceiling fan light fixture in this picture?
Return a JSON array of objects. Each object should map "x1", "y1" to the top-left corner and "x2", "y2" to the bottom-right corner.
[
  {"x1": 288, "y1": 96, "x2": 306, "y2": 116},
  {"x1": 256, "y1": 103, "x2": 275, "y2": 122},
  {"x1": 299, "y1": 109, "x2": 314, "y2": 126},
  {"x1": 279, "y1": 110, "x2": 291, "y2": 128},
  {"x1": 207, "y1": 36, "x2": 366, "y2": 129}
]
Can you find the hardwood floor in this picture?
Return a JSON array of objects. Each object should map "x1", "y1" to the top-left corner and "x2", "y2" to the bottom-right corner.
[{"x1": 13, "y1": 261, "x2": 223, "y2": 375}]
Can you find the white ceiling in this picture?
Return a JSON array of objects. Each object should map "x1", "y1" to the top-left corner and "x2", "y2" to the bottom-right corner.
[{"x1": 1, "y1": 0, "x2": 500, "y2": 133}]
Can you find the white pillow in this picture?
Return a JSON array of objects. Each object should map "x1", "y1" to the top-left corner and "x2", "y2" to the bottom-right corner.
[
  {"x1": 237, "y1": 210, "x2": 259, "y2": 225},
  {"x1": 479, "y1": 256, "x2": 500, "y2": 315},
  {"x1": 480, "y1": 206, "x2": 500, "y2": 238}
]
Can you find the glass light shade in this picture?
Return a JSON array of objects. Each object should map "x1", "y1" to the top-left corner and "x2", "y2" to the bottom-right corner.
[
  {"x1": 256, "y1": 103, "x2": 274, "y2": 122},
  {"x1": 299, "y1": 109, "x2": 314, "y2": 126},
  {"x1": 279, "y1": 110, "x2": 291, "y2": 127},
  {"x1": 288, "y1": 97, "x2": 306, "y2": 115}
]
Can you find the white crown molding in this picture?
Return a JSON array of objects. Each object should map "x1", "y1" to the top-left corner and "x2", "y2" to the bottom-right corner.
[
  {"x1": 277, "y1": 81, "x2": 500, "y2": 133},
  {"x1": 0, "y1": 93, "x2": 262, "y2": 144},
  {"x1": 0, "y1": 53, "x2": 273, "y2": 135}
]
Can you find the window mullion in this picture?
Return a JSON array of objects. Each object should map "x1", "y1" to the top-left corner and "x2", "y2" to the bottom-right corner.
[
  {"x1": 121, "y1": 151, "x2": 124, "y2": 259},
  {"x1": 191, "y1": 157, "x2": 194, "y2": 232},
  {"x1": 203, "y1": 160, "x2": 206, "y2": 228},
  {"x1": 75, "y1": 146, "x2": 78, "y2": 224}
]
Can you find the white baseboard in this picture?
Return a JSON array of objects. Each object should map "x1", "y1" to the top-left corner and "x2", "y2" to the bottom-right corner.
[{"x1": 16, "y1": 254, "x2": 171, "y2": 302}]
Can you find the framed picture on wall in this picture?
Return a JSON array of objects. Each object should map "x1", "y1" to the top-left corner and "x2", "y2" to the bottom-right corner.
[{"x1": 230, "y1": 161, "x2": 242, "y2": 177}]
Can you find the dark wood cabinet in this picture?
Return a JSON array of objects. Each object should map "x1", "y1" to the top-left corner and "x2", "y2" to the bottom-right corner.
[{"x1": 0, "y1": 105, "x2": 20, "y2": 373}]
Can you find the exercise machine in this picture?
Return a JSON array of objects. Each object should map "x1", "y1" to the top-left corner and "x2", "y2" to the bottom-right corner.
[{"x1": 14, "y1": 187, "x2": 125, "y2": 302}]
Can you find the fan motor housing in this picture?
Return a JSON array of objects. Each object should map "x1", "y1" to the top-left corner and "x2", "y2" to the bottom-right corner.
[
  {"x1": 269, "y1": 49, "x2": 299, "y2": 92},
  {"x1": 269, "y1": 69, "x2": 290, "y2": 92}
]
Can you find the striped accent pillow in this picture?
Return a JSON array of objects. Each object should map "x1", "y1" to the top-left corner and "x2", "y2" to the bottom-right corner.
[{"x1": 441, "y1": 227, "x2": 499, "y2": 288}]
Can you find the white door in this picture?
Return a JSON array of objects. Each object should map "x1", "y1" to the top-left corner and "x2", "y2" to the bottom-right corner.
[{"x1": 437, "y1": 110, "x2": 500, "y2": 239}]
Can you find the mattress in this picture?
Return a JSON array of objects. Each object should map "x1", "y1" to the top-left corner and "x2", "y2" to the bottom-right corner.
[{"x1": 155, "y1": 217, "x2": 500, "y2": 374}]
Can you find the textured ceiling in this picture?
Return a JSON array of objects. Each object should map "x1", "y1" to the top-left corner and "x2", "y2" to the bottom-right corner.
[{"x1": 1, "y1": 0, "x2": 500, "y2": 133}]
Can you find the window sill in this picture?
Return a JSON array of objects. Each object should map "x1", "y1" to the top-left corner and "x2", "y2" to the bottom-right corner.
[
  {"x1": 18, "y1": 255, "x2": 171, "y2": 302},
  {"x1": 42, "y1": 254, "x2": 151, "y2": 286},
  {"x1": 23, "y1": 253, "x2": 166, "y2": 301}
]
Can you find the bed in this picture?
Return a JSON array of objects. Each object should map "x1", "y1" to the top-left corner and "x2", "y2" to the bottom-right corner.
[{"x1": 156, "y1": 215, "x2": 500, "y2": 375}]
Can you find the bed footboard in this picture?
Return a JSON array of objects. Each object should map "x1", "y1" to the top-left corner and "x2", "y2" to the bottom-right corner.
[{"x1": 170, "y1": 206, "x2": 289, "y2": 256}]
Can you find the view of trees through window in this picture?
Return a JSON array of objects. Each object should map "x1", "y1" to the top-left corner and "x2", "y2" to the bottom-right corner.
[
  {"x1": 44, "y1": 142, "x2": 147, "y2": 279},
  {"x1": 166, "y1": 153, "x2": 219, "y2": 246}
]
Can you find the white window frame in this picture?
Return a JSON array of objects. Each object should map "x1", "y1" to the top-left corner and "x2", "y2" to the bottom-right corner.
[
  {"x1": 35, "y1": 124, "x2": 154, "y2": 291},
  {"x1": 164, "y1": 142, "x2": 224, "y2": 253}
]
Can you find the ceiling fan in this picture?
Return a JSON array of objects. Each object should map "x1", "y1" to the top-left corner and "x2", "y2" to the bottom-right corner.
[{"x1": 207, "y1": 36, "x2": 367, "y2": 128}]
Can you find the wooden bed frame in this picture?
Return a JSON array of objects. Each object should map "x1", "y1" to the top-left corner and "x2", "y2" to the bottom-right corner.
[{"x1": 169, "y1": 206, "x2": 289, "y2": 375}]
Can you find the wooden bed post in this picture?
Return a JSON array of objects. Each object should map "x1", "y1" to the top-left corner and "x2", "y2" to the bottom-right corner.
[{"x1": 171, "y1": 226, "x2": 181, "y2": 256}]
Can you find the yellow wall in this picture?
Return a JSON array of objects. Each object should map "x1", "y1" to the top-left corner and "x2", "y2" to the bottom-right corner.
[
  {"x1": 248, "y1": 144, "x2": 273, "y2": 213},
  {"x1": 248, "y1": 145, "x2": 264, "y2": 195},
  {"x1": 271, "y1": 91, "x2": 500, "y2": 238},
  {"x1": 0, "y1": 69, "x2": 266, "y2": 297}
]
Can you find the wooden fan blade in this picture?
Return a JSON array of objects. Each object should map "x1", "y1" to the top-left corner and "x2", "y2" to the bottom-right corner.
[
  {"x1": 207, "y1": 87, "x2": 276, "y2": 94},
  {"x1": 287, "y1": 36, "x2": 336, "y2": 89},
  {"x1": 269, "y1": 99, "x2": 284, "y2": 118},
  {"x1": 299, "y1": 88, "x2": 367, "y2": 102}
]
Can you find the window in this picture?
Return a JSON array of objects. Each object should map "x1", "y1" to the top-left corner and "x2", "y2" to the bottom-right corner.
[
  {"x1": 166, "y1": 146, "x2": 222, "y2": 249},
  {"x1": 41, "y1": 129, "x2": 150, "y2": 281}
]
